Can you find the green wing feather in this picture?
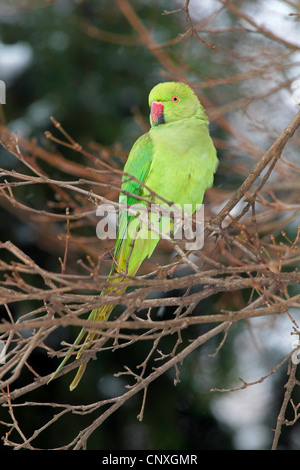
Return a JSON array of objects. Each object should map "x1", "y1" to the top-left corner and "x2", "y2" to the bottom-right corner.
[
  {"x1": 120, "y1": 132, "x2": 153, "y2": 205},
  {"x1": 113, "y1": 132, "x2": 154, "y2": 274}
]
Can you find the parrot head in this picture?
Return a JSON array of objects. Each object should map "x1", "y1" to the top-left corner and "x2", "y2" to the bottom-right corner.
[{"x1": 148, "y1": 81, "x2": 208, "y2": 127}]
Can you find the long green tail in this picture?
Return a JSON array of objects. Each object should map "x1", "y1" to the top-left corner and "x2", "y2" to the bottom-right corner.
[
  {"x1": 49, "y1": 210, "x2": 162, "y2": 390},
  {"x1": 48, "y1": 278, "x2": 125, "y2": 391},
  {"x1": 68, "y1": 302, "x2": 116, "y2": 391}
]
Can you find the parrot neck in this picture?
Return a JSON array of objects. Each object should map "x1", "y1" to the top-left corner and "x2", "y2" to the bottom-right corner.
[
  {"x1": 195, "y1": 106, "x2": 209, "y2": 125},
  {"x1": 150, "y1": 116, "x2": 209, "y2": 146}
]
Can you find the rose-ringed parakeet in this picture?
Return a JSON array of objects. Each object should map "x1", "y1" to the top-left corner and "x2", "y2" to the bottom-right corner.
[{"x1": 50, "y1": 81, "x2": 218, "y2": 390}]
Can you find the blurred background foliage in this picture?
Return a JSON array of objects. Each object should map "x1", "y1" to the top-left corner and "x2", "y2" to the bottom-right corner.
[{"x1": 0, "y1": 0, "x2": 300, "y2": 450}]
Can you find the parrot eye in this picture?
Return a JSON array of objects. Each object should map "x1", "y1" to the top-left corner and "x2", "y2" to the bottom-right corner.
[{"x1": 171, "y1": 95, "x2": 179, "y2": 103}]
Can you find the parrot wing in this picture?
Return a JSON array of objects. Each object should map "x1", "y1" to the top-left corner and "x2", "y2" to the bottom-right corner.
[{"x1": 113, "y1": 132, "x2": 154, "y2": 272}]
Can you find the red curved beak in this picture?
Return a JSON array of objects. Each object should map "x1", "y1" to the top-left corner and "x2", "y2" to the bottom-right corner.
[{"x1": 151, "y1": 101, "x2": 164, "y2": 126}]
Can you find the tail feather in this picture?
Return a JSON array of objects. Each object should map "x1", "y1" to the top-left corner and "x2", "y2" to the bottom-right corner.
[
  {"x1": 48, "y1": 300, "x2": 116, "y2": 388},
  {"x1": 68, "y1": 303, "x2": 116, "y2": 390},
  {"x1": 69, "y1": 363, "x2": 87, "y2": 391},
  {"x1": 49, "y1": 224, "x2": 161, "y2": 390},
  {"x1": 47, "y1": 324, "x2": 87, "y2": 385}
]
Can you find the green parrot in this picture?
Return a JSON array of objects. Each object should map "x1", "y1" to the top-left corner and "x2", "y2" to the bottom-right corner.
[{"x1": 49, "y1": 81, "x2": 218, "y2": 390}]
